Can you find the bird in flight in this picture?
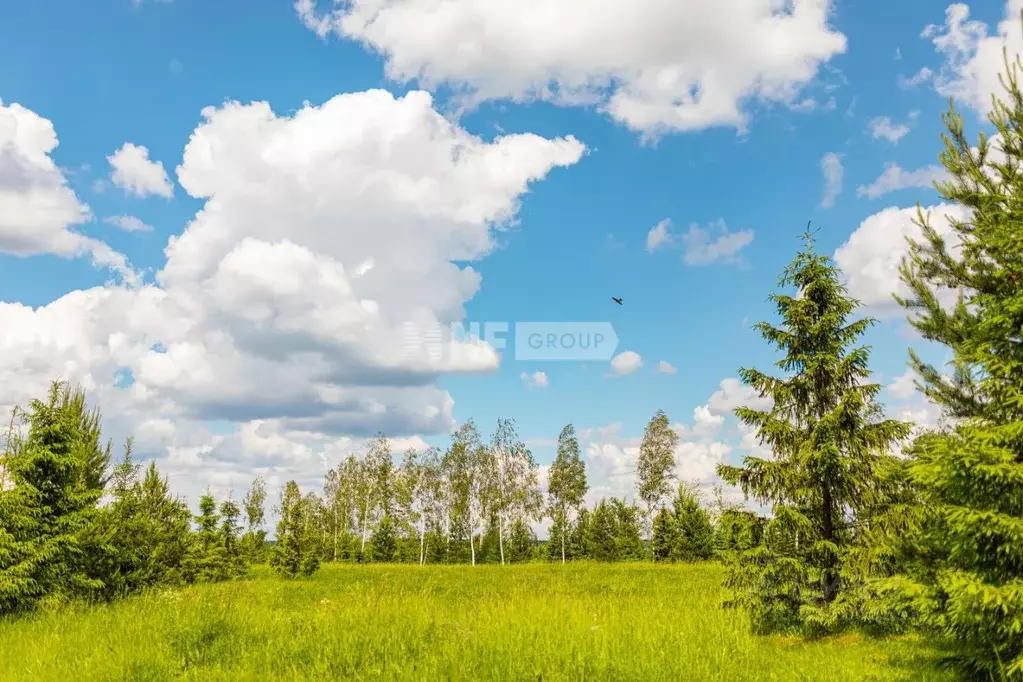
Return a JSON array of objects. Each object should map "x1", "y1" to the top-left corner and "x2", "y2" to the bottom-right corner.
[{"x1": 612, "y1": 297, "x2": 623, "y2": 305}]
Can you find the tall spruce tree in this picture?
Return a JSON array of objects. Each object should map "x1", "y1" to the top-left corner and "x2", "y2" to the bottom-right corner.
[
  {"x1": 892, "y1": 48, "x2": 1023, "y2": 679},
  {"x1": 717, "y1": 229, "x2": 912, "y2": 635}
]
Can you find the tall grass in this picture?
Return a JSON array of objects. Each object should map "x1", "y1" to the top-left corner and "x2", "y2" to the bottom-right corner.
[{"x1": 0, "y1": 562, "x2": 948, "y2": 681}]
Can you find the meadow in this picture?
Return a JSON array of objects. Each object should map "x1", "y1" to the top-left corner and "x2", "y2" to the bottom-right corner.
[{"x1": 0, "y1": 562, "x2": 951, "y2": 681}]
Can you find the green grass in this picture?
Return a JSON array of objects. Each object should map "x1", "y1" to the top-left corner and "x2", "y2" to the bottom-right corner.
[{"x1": 0, "y1": 562, "x2": 950, "y2": 681}]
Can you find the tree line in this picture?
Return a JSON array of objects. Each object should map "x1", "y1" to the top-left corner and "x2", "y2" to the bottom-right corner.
[
  {"x1": 0, "y1": 381, "x2": 751, "y2": 613},
  {"x1": 1, "y1": 31, "x2": 1022, "y2": 682}
]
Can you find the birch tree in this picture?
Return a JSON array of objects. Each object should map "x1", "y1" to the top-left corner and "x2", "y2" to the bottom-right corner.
[
  {"x1": 637, "y1": 409, "x2": 679, "y2": 546},
  {"x1": 444, "y1": 420, "x2": 486, "y2": 565},
  {"x1": 395, "y1": 448, "x2": 423, "y2": 563},
  {"x1": 355, "y1": 435, "x2": 393, "y2": 553},
  {"x1": 547, "y1": 424, "x2": 587, "y2": 563},
  {"x1": 417, "y1": 447, "x2": 445, "y2": 565},
  {"x1": 489, "y1": 418, "x2": 541, "y2": 565},
  {"x1": 324, "y1": 456, "x2": 360, "y2": 561}
]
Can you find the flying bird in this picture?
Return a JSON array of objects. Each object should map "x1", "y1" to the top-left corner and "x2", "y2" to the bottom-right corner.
[{"x1": 612, "y1": 297, "x2": 623, "y2": 305}]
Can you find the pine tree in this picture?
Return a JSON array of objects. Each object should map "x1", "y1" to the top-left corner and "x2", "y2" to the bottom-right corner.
[
  {"x1": 717, "y1": 230, "x2": 912, "y2": 635},
  {"x1": 637, "y1": 410, "x2": 679, "y2": 549},
  {"x1": 547, "y1": 424, "x2": 587, "y2": 564},
  {"x1": 892, "y1": 47, "x2": 1023, "y2": 679}
]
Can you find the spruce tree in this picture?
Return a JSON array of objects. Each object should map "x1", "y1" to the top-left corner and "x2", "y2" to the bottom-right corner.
[
  {"x1": 893, "y1": 48, "x2": 1023, "y2": 679},
  {"x1": 650, "y1": 507, "x2": 675, "y2": 562},
  {"x1": 717, "y1": 230, "x2": 912, "y2": 635},
  {"x1": 132, "y1": 462, "x2": 192, "y2": 588},
  {"x1": 185, "y1": 491, "x2": 228, "y2": 582},
  {"x1": 0, "y1": 381, "x2": 112, "y2": 611},
  {"x1": 668, "y1": 483, "x2": 715, "y2": 562},
  {"x1": 271, "y1": 481, "x2": 320, "y2": 578},
  {"x1": 219, "y1": 498, "x2": 246, "y2": 578}
]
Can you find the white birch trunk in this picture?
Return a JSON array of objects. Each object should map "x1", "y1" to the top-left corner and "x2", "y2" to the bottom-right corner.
[
  {"x1": 419, "y1": 520, "x2": 426, "y2": 566},
  {"x1": 561, "y1": 505, "x2": 567, "y2": 564},
  {"x1": 360, "y1": 497, "x2": 370, "y2": 552},
  {"x1": 498, "y1": 511, "x2": 505, "y2": 565}
]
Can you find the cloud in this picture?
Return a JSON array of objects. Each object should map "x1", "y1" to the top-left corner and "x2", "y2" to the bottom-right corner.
[
  {"x1": 922, "y1": 1, "x2": 1023, "y2": 116},
  {"x1": 898, "y1": 67, "x2": 934, "y2": 89},
  {"x1": 868, "y1": 111, "x2": 919, "y2": 144},
  {"x1": 680, "y1": 219, "x2": 754, "y2": 266},
  {"x1": 707, "y1": 376, "x2": 773, "y2": 415},
  {"x1": 609, "y1": 350, "x2": 642, "y2": 376},
  {"x1": 107, "y1": 142, "x2": 174, "y2": 198},
  {"x1": 0, "y1": 88, "x2": 584, "y2": 509},
  {"x1": 520, "y1": 370, "x2": 548, "y2": 388},
  {"x1": 0, "y1": 100, "x2": 138, "y2": 284},
  {"x1": 296, "y1": 0, "x2": 847, "y2": 136},
  {"x1": 820, "y1": 152, "x2": 843, "y2": 208},
  {"x1": 646, "y1": 218, "x2": 672, "y2": 252},
  {"x1": 833, "y1": 203, "x2": 971, "y2": 316},
  {"x1": 656, "y1": 360, "x2": 677, "y2": 375},
  {"x1": 886, "y1": 370, "x2": 918, "y2": 401},
  {"x1": 104, "y1": 215, "x2": 154, "y2": 232},
  {"x1": 856, "y1": 162, "x2": 948, "y2": 199}
]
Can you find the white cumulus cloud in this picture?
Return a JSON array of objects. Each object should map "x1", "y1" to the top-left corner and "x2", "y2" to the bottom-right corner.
[
  {"x1": 833, "y1": 203, "x2": 971, "y2": 317},
  {"x1": 0, "y1": 100, "x2": 138, "y2": 284},
  {"x1": 609, "y1": 350, "x2": 642, "y2": 376},
  {"x1": 107, "y1": 142, "x2": 174, "y2": 198},
  {"x1": 922, "y1": 1, "x2": 1023, "y2": 116},
  {"x1": 0, "y1": 88, "x2": 584, "y2": 509},
  {"x1": 296, "y1": 0, "x2": 847, "y2": 136}
]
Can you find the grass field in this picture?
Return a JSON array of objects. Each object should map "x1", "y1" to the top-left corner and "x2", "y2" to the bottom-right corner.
[{"x1": 0, "y1": 562, "x2": 951, "y2": 681}]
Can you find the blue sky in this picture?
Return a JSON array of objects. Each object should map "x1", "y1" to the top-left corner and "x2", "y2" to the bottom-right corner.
[{"x1": 0, "y1": 0, "x2": 1011, "y2": 505}]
